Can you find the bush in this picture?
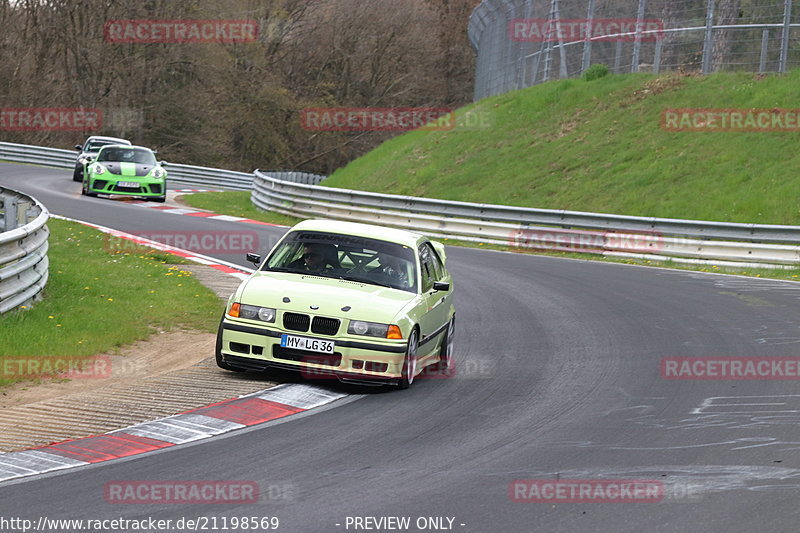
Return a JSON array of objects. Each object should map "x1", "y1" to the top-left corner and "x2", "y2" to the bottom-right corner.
[{"x1": 583, "y1": 64, "x2": 610, "y2": 81}]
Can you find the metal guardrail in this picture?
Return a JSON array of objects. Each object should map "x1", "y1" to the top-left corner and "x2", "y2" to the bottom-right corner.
[
  {"x1": 252, "y1": 170, "x2": 800, "y2": 269},
  {"x1": 3, "y1": 141, "x2": 799, "y2": 269},
  {"x1": 0, "y1": 142, "x2": 324, "y2": 191},
  {"x1": 0, "y1": 187, "x2": 49, "y2": 314}
]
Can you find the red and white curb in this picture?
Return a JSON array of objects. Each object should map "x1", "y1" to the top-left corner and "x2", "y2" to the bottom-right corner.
[
  {"x1": 0, "y1": 216, "x2": 350, "y2": 483},
  {"x1": 0, "y1": 384, "x2": 346, "y2": 483},
  {"x1": 123, "y1": 192, "x2": 286, "y2": 229},
  {"x1": 51, "y1": 214, "x2": 255, "y2": 280}
]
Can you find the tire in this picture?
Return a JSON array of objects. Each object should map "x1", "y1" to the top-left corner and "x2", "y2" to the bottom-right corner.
[
  {"x1": 436, "y1": 315, "x2": 455, "y2": 375},
  {"x1": 215, "y1": 315, "x2": 246, "y2": 372},
  {"x1": 82, "y1": 179, "x2": 97, "y2": 197},
  {"x1": 72, "y1": 166, "x2": 83, "y2": 182},
  {"x1": 397, "y1": 328, "x2": 419, "y2": 389},
  {"x1": 149, "y1": 195, "x2": 166, "y2": 203}
]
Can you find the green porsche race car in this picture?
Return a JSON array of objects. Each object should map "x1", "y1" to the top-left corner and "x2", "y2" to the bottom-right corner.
[
  {"x1": 81, "y1": 144, "x2": 167, "y2": 202},
  {"x1": 216, "y1": 219, "x2": 456, "y2": 389}
]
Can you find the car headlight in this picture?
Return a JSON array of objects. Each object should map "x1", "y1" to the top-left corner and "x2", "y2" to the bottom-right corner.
[
  {"x1": 228, "y1": 302, "x2": 276, "y2": 323},
  {"x1": 92, "y1": 164, "x2": 106, "y2": 175},
  {"x1": 78, "y1": 157, "x2": 90, "y2": 165},
  {"x1": 152, "y1": 167, "x2": 165, "y2": 179},
  {"x1": 348, "y1": 320, "x2": 402, "y2": 339}
]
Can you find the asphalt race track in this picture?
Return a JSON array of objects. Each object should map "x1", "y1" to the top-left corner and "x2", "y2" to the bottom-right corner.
[{"x1": 2, "y1": 162, "x2": 800, "y2": 532}]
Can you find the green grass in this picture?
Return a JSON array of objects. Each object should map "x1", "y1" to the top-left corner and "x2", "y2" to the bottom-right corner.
[
  {"x1": 179, "y1": 191, "x2": 300, "y2": 227},
  {"x1": 0, "y1": 218, "x2": 222, "y2": 387},
  {"x1": 321, "y1": 69, "x2": 800, "y2": 225},
  {"x1": 180, "y1": 70, "x2": 800, "y2": 282}
]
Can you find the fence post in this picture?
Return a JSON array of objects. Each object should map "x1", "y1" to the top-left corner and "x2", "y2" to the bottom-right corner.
[
  {"x1": 779, "y1": 0, "x2": 792, "y2": 73},
  {"x1": 520, "y1": 0, "x2": 534, "y2": 87},
  {"x1": 702, "y1": 0, "x2": 715, "y2": 74},
  {"x1": 614, "y1": 41, "x2": 623, "y2": 73},
  {"x1": 581, "y1": 0, "x2": 597, "y2": 74},
  {"x1": 653, "y1": 39, "x2": 663, "y2": 74},
  {"x1": 631, "y1": 0, "x2": 647, "y2": 72},
  {"x1": 759, "y1": 28, "x2": 770, "y2": 73}
]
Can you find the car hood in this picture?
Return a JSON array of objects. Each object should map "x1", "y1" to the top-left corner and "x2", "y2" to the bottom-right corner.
[
  {"x1": 237, "y1": 272, "x2": 417, "y2": 324},
  {"x1": 96, "y1": 162, "x2": 155, "y2": 177}
]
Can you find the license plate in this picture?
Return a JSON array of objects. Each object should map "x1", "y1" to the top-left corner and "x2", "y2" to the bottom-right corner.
[
  {"x1": 117, "y1": 181, "x2": 139, "y2": 188},
  {"x1": 280, "y1": 334, "x2": 335, "y2": 354}
]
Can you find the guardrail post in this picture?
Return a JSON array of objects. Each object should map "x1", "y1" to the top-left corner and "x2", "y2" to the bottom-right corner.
[
  {"x1": 759, "y1": 29, "x2": 770, "y2": 73},
  {"x1": 702, "y1": 0, "x2": 715, "y2": 74},
  {"x1": 779, "y1": 0, "x2": 792, "y2": 73},
  {"x1": 4, "y1": 197, "x2": 17, "y2": 233}
]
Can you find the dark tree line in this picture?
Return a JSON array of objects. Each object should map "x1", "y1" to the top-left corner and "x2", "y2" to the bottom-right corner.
[{"x1": 0, "y1": 0, "x2": 480, "y2": 174}]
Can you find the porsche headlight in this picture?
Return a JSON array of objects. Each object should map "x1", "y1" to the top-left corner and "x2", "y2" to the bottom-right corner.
[
  {"x1": 228, "y1": 303, "x2": 276, "y2": 322},
  {"x1": 348, "y1": 320, "x2": 389, "y2": 338},
  {"x1": 152, "y1": 167, "x2": 165, "y2": 179},
  {"x1": 92, "y1": 164, "x2": 106, "y2": 175}
]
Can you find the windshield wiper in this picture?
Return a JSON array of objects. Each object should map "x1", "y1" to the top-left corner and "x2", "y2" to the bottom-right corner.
[{"x1": 336, "y1": 274, "x2": 395, "y2": 289}]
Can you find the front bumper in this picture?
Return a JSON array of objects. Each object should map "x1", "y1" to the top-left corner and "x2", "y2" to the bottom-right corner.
[
  {"x1": 87, "y1": 175, "x2": 166, "y2": 197},
  {"x1": 219, "y1": 318, "x2": 409, "y2": 385}
]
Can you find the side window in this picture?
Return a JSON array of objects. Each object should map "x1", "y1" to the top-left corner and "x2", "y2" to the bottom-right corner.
[
  {"x1": 427, "y1": 244, "x2": 445, "y2": 280},
  {"x1": 419, "y1": 245, "x2": 435, "y2": 292},
  {"x1": 419, "y1": 243, "x2": 443, "y2": 292}
]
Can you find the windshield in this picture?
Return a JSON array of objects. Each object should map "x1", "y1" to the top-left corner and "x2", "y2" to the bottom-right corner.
[
  {"x1": 97, "y1": 147, "x2": 156, "y2": 165},
  {"x1": 85, "y1": 140, "x2": 126, "y2": 152},
  {"x1": 263, "y1": 231, "x2": 417, "y2": 293}
]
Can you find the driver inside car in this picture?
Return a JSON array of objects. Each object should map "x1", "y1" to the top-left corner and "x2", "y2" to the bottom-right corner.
[{"x1": 289, "y1": 243, "x2": 340, "y2": 273}]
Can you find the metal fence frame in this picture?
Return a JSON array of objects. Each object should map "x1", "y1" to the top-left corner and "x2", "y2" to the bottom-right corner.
[
  {"x1": 469, "y1": 0, "x2": 798, "y2": 100},
  {"x1": 252, "y1": 170, "x2": 800, "y2": 269},
  {"x1": 0, "y1": 188, "x2": 49, "y2": 314}
]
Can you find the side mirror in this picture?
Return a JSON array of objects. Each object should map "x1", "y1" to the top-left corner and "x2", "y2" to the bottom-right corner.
[
  {"x1": 159, "y1": 161, "x2": 168, "y2": 167},
  {"x1": 433, "y1": 281, "x2": 450, "y2": 292},
  {"x1": 246, "y1": 253, "x2": 262, "y2": 266},
  {"x1": 75, "y1": 145, "x2": 82, "y2": 151}
]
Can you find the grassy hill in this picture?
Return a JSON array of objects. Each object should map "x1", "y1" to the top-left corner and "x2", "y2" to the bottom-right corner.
[{"x1": 321, "y1": 69, "x2": 800, "y2": 225}]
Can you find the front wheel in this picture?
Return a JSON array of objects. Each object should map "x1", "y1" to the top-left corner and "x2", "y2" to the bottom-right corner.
[
  {"x1": 82, "y1": 179, "x2": 97, "y2": 197},
  {"x1": 436, "y1": 315, "x2": 455, "y2": 375},
  {"x1": 397, "y1": 328, "x2": 419, "y2": 389}
]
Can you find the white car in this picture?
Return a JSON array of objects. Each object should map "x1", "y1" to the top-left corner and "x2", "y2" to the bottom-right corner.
[{"x1": 72, "y1": 135, "x2": 131, "y2": 181}]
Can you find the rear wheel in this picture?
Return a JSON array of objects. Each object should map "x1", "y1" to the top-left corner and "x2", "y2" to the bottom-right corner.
[
  {"x1": 397, "y1": 328, "x2": 419, "y2": 389},
  {"x1": 215, "y1": 315, "x2": 246, "y2": 372}
]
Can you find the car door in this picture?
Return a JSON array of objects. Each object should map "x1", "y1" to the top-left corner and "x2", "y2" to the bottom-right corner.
[{"x1": 417, "y1": 243, "x2": 450, "y2": 360}]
